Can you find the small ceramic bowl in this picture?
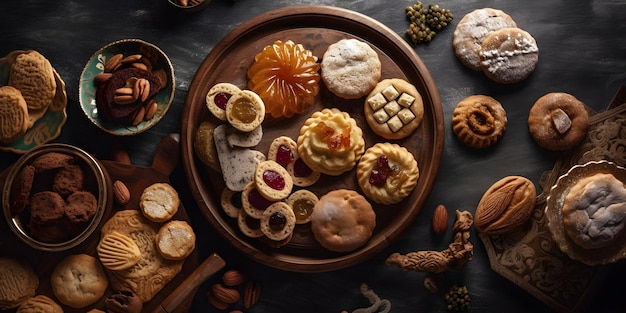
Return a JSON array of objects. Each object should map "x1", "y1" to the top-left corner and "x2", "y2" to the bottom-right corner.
[
  {"x1": 79, "y1": 38, "x2": 175, "y2": 136},
  {"x1": 167, "y1": 0, "x2": 211, "y2": 12},
  {"x1": 2, "y1": 143, "x2": 111, "y2": 252}
]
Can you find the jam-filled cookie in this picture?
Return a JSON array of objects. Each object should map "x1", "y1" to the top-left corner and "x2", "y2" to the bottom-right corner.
[
  {"x1": 527, "y1": 92, "x2": 589, "y2": 151},
  {"x1": 286, "y1": 189, "x2": 319, "y2": 224},
  {"x1": 260, "y1": 202, "x2": 296, "y2": 242},
  {"x1": 364, "y1": 78, "x2": 424, "y2": 140},
  {"x1": 220, "y1": 187, "x2": 242, "y2": 219},
  {"x1": 241, "y1": 181, "x2": 274, "y2": 219},
  {"x1": 452, "y1": 95, "x2": 507, "y2": 149},
  {"x1": 297, "y1": 108, "x2": 365, "y2": 176},
  {"x1": 205, "y1": 82, "x2": 240, "y2": 121},
  {"x1": 267, "y1": 136, "x2": 320, "y2": 187},
  {"x1": 254, "y1": 160, "x2": 293, "y2": 202},
  {"x1": 225, "y1": 89, "x2": 265, "y2": 132},
  {"x1": 356, "y1": 143, "x2": 419, "y2": 205},
  {"x1": 237, "y1": 207, "x2": 264, "y2": 238}
]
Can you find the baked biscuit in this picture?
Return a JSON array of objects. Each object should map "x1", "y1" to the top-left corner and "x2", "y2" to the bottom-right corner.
[
  {"x1": 311, "y1": 189, "x2": 376, "y2": 252},
  {"x1": 0, "y1": 85, "x2": 29, "y2": 143},
  {"x1": 9, "y1": 165, "x2": 35, "y2": 215},
  {"x1": 527, "y1": 92, "x2": 589, "y2": 151},
  {"x1": 237, "y1": 206, "x2": 264, "y2": 238},
  {"x1": 65, "y1": 191, "x2": 98, "y2": 223},
  {"x1": 8, "y1": 50, "x2": 56, "y2": 116},
  {"x1": 260, "y1": 201, "x2": 296, "y2": 242},
  {"x1": 297, "y1": 108, "x2": 365, "y2": 176},
  {"x1": 452, "y1": 8, "x2": 518, "y2": 71},
  {"x1": 0, "y1": 258, "x2": 39, "y2": 310},
  {"x1": 254, "y1": 160, "x2": 293, "y2": 201},
  {"x1": 29, "y1": 191, "x2": 65, "y2": 223},
  {"x1": 97, "y1": 231, "x2": 142, "y2": 271},
  {"x1": 16, "y1": 295, "x2": 62, "y2": 313},
  {"x1": 220, "y1": 187, "x2": 242, "y2": 218},
  {"x1": 356, "y1": 143, "x2": 419, "y2": 205},
  {"x1": 321, "y1": 38, "x2": 381, "y2": 99},
  {"x1": 286, "y1": 189, "x2": 318, "y2": 224},
  {"x1": 52, "y1": 164, "x2": 84, "y2": 197},
  {"x1": 139, "y1": 182, "x2": 180, "y2": 222},
  {"x1": 30, "y1": 151, "x2": 75, "y2": 173},
  {"x1": 241, "y1": 181, "x2": 274, "y2": 219},
  {"x1": 225, "y1": 89, "x2": 265, "y2": 132},
  {"x1": 364, "y1": 78, "x2": 424, "y2": 140},
  {"x1": 452, "y1": 95, "x2": 507, "y2": 149},
  {"x1": 479, "y1": 27, "x2": 539, "y2": 84},
  {"x1": 51, "y1": 254, "x2": 108, "y2": 308},
  {"x1": 194, "y1": 118, "x2": 222, "y2": 173},
  {"x1": 156, "y1": 220, "x2": 196, "y2": 260},
  {"x1": 206, "y1": 82, "x2": 240, "y2": 121},
  {"x1": 268, "y1": 136, "x2": 320, "y2": 187}
]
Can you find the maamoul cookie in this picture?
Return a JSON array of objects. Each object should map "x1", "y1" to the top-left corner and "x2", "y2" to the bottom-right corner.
[
  {"x1": 0, "y1": 85, "x2": 29, "y2": 143},
  {"x1": 479, "y1": 27, "x2": 539, "y2": 84},
  {"x1": 310, "y1": 189, "x2": 376, "y2": 252},
  {"x1": 297, "y1": 108, "x2": 365, "y2": 176},
  {"x1": 451, "y1": 95, "x2": 507, "y2": 149},
  {"x1": 286, "y1": 189, "x2": 319, "y2": 224},
  {"x1": 260, "y1": 201, "x2": 296, "y2": 242},
  {"x1": 527, "y1": 92, "x2": 589, "y2": 151},
  {"x1": 139, "y1": 182, "x2": 180, "y2": 222},
  {"x1": 0, "y1": 258, "x2": 39, "y2": 310},
  {"x1": 562, "y1": 173, "x2": 626, "y2": 249},
  {"x1": 8, "y1": 50, "x2": 56, "y2": 120},
  {"x1": 205, "y1": 82, "x2": 240, "y2": 121},
  {"x1": 16, "y1": 295, "x2": 63, "y2": 313},
  {"x1": 156, "y1": 220, "x2": 196, "y2": 261},
  {"x1": 51, "y1": 254, "x2": 108, "y2": 308},
  {"x1": 356, "y1": 143, "x2": 419, "y2": 205},
  {"x1": 97, "y1": 231, "x2": 142, "y2": 271},
  {"x1": 254, "y1": 160, "x2": 293, "y2": 201},
  {"x1": 321, "y1": 38, "x2": 381, "y2": 99},
  {"x1": 452, "y1": 8, "x2": 518, "y2": 71},
  {"x1": 364, "y1": 78, "x2": 424, "y2": 140},
  {"x1": 220, "y1": 187, "x2": 242, "y2": 218},
  {"x1": 225, "y1": 89, "x2": 265, "y2": 132}
]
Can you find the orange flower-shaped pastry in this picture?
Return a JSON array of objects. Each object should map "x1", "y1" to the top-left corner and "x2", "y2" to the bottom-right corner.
[{"x1": 247, "y1": 40, "x2": 320, "y2": 118}]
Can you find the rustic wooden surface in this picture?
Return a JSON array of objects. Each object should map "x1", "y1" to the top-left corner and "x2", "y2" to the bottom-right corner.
[{"x1": 1, "y1": 0, "x2": 625, "y2": 312}]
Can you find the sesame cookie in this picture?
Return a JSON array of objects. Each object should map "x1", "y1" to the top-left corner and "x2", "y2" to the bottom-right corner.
[
  {"x1": 364, "y1": 78, "x2": 424, "y2": 140},
  {"x1": 0, "y1": 85, "x2": 29, "y2": 143},
  {"x1": 321, "y1": 38, "x2": 381, "y2": 99},
  {"x1": 479, "y1": 27, "x2": 539, "y2": 84},
  {"x1": 452, "y1": 95, "x2": 507, "y2": 149}
]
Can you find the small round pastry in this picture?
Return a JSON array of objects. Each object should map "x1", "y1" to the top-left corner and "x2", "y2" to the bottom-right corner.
[
  {"x1": 225, "y1": 89, "x2": 265, "y2": 132},
  {"x1": 321, "y1": 38, "x2": 381, "y2": 99},
  {"x1": 104, "y1": 290, "x2": 143, "y2": 313},
  {"x1": 156, "y1": 220, "x2": 196, "y2": 260},
  {"x1": 50, "y1": 254, "x2": 108, "y2": 308},
  {"x1": 0, "y1": 258, "x2": 39, "y2": 310},
  {"x1": 97, "y1": 231, "x2": 142, "y2": 271},
  {"x1": 286, "y1": 189, "x2": 319, "y2": 224},
  {"x1": 237, "y1": 206, "x2": 264, "y2": 238},
  {"x1": 52, "y1": 164, "x2": 85, "y2": 198},
  {"x1": 562, "y1": 173, "x2": 626, "y2": 249},
  {"x1": 139, "y1": 182, "x2": 180, "y2": 222},
  {"x1": 64, "y1": 191, "x2": 98, "y2": 223},
  {"x1": 452, "y1": 95, "x2": 507, "y2": 149},
  {"x1": 528, "y1": 92, "x2": 589, "y2": 151},
  {"x1": 0, "y1": 85, "x2": 29, "y2": 144},
  {"x1": 297, "y1": 108, "x2": 365, "y2": 176},
  {"x1": 194, "y1": 118, "x2": 222, "y2": 173},
  {"x1": 260, "y1": 202, "x2": 296, "y2": 242},
  {"x1": 311, "y1": 189, "x2": 376, "y2": 252},
  {"x1": 220, "y1": 187, "x2": 242, "y2": 219},
  {"x1": 364, "y1": 78, "x2": 424, "y2": 140},
  {"x1": 241, "y1": 181, "x2": 274, "y2": 219},
  {"x1": 479, "y1": 27, "x2": 539, "y2": 84},
  {"x1": 356, "y1": 143, "x2": 419, "y2": 205},
  {"x1": 254, "y1": 160, "x2": 293, "y2": 201},
  {"x1": 452, "y1": 8, "x2": 518, "y2": 71},
  {"x1": 287, "y1": 157, "x2": 321, "y2": 187},
  {"x1": 16, "y1": 295, "x2": 63, "y2": 313},
  {"x1": 205, "y1": 82, "x2": 241, "y2": 121},
  {"x1": 267, "y1": 136, "x2": 298, "y2": 168}
]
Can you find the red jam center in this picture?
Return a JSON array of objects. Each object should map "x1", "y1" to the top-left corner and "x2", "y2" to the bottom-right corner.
[
  {"x1": 263, "y1": 169, "x2": 285, "y2": 190},
  {"x1": 275, "y1": 144, "x2": 294, "y2": 167},
  {"x1": 269, "y1": 212, "x2": 287, "y2": 230},
  {"x1": 369, "y1": 155, "x2": 396, "y2": 186},
  {"x1": 248, "y1": 188, "x2": 272, "y2": 210},
  {"x1": 293, "y1": 158, "x2": 313, "y2": 177},
  {"x1": 214, "y1": 92, "x2": 231, "y2": 110}
]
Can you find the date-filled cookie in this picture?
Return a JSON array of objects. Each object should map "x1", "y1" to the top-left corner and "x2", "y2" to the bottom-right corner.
[
  {"x1": 452, "y1": 95, "x2": 507, "y2": 149},
  {"x1": 364, "y1": 78, "x2": 424, "y2": 140}
]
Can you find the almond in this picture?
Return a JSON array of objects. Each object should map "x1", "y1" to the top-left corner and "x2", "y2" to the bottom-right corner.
[
  {"x1": 211, "y1": 283, "x2": 240, "y2": 304},
  {"x1": 113, "y1": 180, "x2": 131, "y2": 206},
  {"x1": 475, "y1": 176, "x2": 536, "y2": 235},
  {"x1": 243, "y1": 280, "x2": 261, "y2": 308},
  {"x1": 111, "y1": 147, "x2": 131, "y2": 164},
  {"x1": 206, "y1": 291, "x2": 228, "y2": 310},
  {"x1": 432, "y1": 204, "x2": 448, "y2": 235},
  {"x1": 222, "y1": 269, "x2": 246, "y2": 286}
]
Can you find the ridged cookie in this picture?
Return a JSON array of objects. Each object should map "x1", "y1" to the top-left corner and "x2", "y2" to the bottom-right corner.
[
  {"x1": 16, "y1": 295, "x2": 63, "y2": 313},
  {"x1": 97, "y1": 231, "x2": 142, "y2": 271},
  {"x1": 8, "y1": 51, "x2": 56, "y2": 113},
  {"x1": 0, "y1": 258, "x2": 39, "y2": 310},
  {"x1": 0, "y1": 85, "x2": 29, "y2": 143},
  {"x1": 452, "y1": 95, "x2": 507, "y2": 149}
]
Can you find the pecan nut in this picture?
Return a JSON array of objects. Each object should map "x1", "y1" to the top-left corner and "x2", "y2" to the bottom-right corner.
[
  {"x1": 104, "y1": 53, "x2": 123, "y2": 73},
  {"x1": 475, "y1": 176, "x2": 536, "y2": 234},
  {"x1": 210, "y1": 283, "x2": 240, "y2": 304},
  {"x1": 243, "y1": 280, "x2": 261, "y2": 308}
]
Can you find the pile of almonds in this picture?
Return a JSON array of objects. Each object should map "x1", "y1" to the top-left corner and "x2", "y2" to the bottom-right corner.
[{"x1": 207, "y1": 269, "x2": 261, "y2": 312}]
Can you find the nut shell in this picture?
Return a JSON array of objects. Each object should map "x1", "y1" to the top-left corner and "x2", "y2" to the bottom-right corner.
[{"x1": 475, "y1": 176, "x2": 536, "y2": 234}]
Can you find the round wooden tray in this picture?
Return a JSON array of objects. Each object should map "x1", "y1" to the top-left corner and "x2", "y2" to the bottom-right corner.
[{"x1": 180, "y1": 5, "x2": 444, "y2": 272}]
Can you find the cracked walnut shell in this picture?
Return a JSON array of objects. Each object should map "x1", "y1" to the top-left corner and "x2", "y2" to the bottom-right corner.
[{"x1": 475, "y1": 176, "x2": 536, "y2": 235}]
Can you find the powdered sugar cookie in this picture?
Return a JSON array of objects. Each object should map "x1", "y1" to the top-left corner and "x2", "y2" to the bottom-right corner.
[
  {"x1": 479, "y1": 27, "x2": 539, "y2": 84},
  {"x1": 321, "y1": 39, "x2": 381, "y2": 99}
]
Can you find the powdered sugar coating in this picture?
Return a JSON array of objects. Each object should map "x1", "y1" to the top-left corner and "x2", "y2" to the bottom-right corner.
[
  {"x1": 452, "y1": 8, "x2": 517, "y2": 71},
  {"x1": 479, "y1": 27, "x2": 539, "y2": 84}
]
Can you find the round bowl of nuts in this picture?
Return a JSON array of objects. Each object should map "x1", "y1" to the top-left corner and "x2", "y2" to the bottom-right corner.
[
  {"x1": 79, "y1": 38, "x2": 175, "y2": 136},
  {"x1": 2, "y1": 143, "x2": 112, "y2": 252},
  {"x1": 167, "y1": 0, "x2": 211, "y2": 12}
]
